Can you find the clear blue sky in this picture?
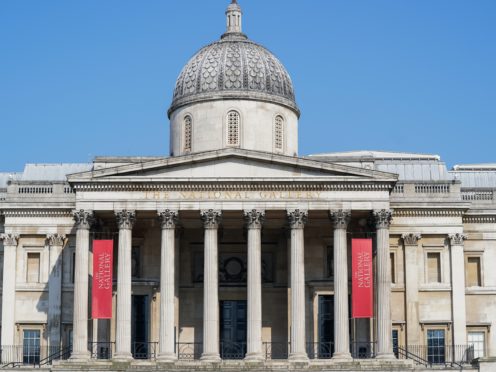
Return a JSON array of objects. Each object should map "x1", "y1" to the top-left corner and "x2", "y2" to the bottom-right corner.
[{"x1": 1, "y1": 0, "x2": 495, "y2": 171}]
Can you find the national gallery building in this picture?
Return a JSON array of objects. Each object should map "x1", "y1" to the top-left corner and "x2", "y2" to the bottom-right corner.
[{"x1": 1, "y1": 2, "x2": 495, "y2": 371}]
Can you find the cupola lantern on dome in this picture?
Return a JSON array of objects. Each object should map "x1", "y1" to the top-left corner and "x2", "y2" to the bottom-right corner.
[{"x1": 168, "y1": 1, "x2": 300, "y2": 157}]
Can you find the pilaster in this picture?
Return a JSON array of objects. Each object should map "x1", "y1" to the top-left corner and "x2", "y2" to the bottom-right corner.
[{"x1": 402, "y1": 233, "x2": 421, "y2": 346}]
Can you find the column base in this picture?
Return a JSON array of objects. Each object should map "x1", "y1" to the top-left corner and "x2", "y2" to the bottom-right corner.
[
  {"x1": 200, "y1": 353, "x2": 221, "y2": 363},
  {"x1": 375, "y1": 352, "x2": 396, "y2": 360},
  {"x1": 288, "y1": 352, "x2": 309, "y2": 363},
  {"x1": 332, "y1": 351, "x2": 352, "y2": 361},
  {"x1": 112, "y1": 352, "x2": 133, "y2": 362},
  {"x1": 69, "y1": 350, "x2": 90, "y2": 362},
  {"x1": 244, "y1": 352, "x2": 264, "y2": 363}
]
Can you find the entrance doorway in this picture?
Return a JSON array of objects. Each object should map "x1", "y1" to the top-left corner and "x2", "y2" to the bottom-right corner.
[
  {"x1": 131, "y1": 295, "x2": 150, "y2": 359},
  {"x1": 318, "y1": 295, "x2": 334, "y2": 358},
  {"x1": 220, "y1": 300, "x2": 247, "y2": 359}
]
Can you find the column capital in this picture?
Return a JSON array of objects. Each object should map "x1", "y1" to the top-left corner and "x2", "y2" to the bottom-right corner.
[
  {"x1": 287, "y1": 209, "x2": 308, "y2": 229},
  {"x1": 402, "y1": 233, "x2": 421, "y2": 246},
  {"x1": 158, "y1": 209, "x2": 178, "y2": 229},
  {"x1": 72, "y1": 209, "x2": 94, "y2": 230},
  {"x1": 329, "y1": 210, "x2": 351, "y2": 230},
  {"x1": 0, "y1": 233, "x2": 19, "y2": 246},
  {"x1": 372, "y1": 209, "x2": 393, "y2": 229},
  {"x1": 115, "y1": 210, "x2": 136, "y2": 230},
  {"x1": 244, "y1": 209, "x2": 265, "y2": 229},
  {"x1": 201, "y1": 209, "x2": 222, "y2": 229},
  {"x1": 46, "y1": 233, "x2": 66, "y2": 246},
  {"x1": 449, "y1": 233, "x2": 467, "y2": 246}
]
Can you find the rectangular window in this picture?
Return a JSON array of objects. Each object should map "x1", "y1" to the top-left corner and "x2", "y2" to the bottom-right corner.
[
  {"x1": 427, "y1": 252, "x2": 441, "y2": 283},
  {"x1": 466, "y1": 257, "x2": 482, "y2": 287},
  {"x1": 23, "y1": 329, "x2": 41, "y2": 364},
  {"x1": 468, "y1": 332, "x2": 485, "y2": 359},
  {"x1": 390, "y1": 252, "x2": 396, "y2": 284},
  {"x1": 427, "y1": 329, "x2": 445, "y2": 364},
  {"x1": 26, "y1": 253, "x2": 41, "y2": 283}
]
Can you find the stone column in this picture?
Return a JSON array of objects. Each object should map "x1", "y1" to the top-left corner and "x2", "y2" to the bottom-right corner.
[
  {"x1": 373, "y1": 209, "x2": 395, "y2": 359},
  {"x1": 157, "y1": 210, "x2": 178, "y2": 362},
  {"x1": 71, "y1": 210, "x2": 94, "y2": 361},
  {"x1": 0, "y1": 233, "x2": 19, "y2": 354},
  {"x1": 200, "y1": 209, "x2": 222, "y2": 362},
  {"x1": 244, "y1": 209, "x2": 265, "y2": 361},
  {"x1": 47, "y1": 233, "x2": 66, "y2": 349},
  {"x1": 402, "y1": 233, "x2": 421, "y2": 346},
  {"x1": 449, "y1": 233, "x2": 468, "y2": 347},
  {"x1": 329, "y1": 210, "x2": 351, "y2": 360},
  {"x1": 114, "y1": 210, "x2": 136, "y2": 361},
  {"x1": 287, "y1": 209, "x2": 308, "y2": 362}
]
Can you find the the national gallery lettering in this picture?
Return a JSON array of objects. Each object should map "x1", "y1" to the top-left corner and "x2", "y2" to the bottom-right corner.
[{"x1": 1, "y1": 1, "x2": 495, "y2": 371}]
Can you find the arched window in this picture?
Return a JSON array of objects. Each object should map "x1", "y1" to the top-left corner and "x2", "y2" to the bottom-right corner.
[
  {"x1": 274, "y1": 115, "x2": 284, "y2": 151},
  {"x1": 183, "y1": 115, "x2": 192, "y2": 152},
  {"x1": 227, "y1": 110, "x2": 240, "y2": 146}
]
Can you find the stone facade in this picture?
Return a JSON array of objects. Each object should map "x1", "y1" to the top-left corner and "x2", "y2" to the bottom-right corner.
[{"x1": 0, "y1": 1, "x2": 495, "y2": 371}]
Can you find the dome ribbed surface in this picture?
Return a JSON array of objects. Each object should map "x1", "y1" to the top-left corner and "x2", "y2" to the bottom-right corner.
[{"x1": 168, "y1": 36, "x2": 299, "y2": 116}]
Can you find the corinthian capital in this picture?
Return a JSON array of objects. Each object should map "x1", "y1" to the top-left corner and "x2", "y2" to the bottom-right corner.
[
  {"x1": 287, "y1": 209, "x2": 308, "y2": 229},
  {"x1": 201, "y1": 209, "x2": 222, "y2": 229},
  {"x1": 244, "y1": 209, "x2": 265, "y2": 229},
  {"x1": 0, "y1": 233, "x2": 19, "y2": 246},
  {"x1": 46, "y1": 233, "x2": 66, "y2": 246},
  {"x1": 449, "y1": 233, "x2": 467, "y2": 246},
  {"x1": 72, "y1": 210, "x2": 94, "y2": 230},
  {"x1": 115, "y1": 210, "x2": 136, "y2": 230},
  {"x1": 158, "y1": 209, "x2": 178, "y2": 229},
  {"x1": 402, "y1": 233, "x2": 421, "y2": 246},
  {"x1": 329, "y1": 210, "x2": 351, "y2": 230},
  {"x1": 372, "y1": 209, "x2": 393, "y2": 229}
]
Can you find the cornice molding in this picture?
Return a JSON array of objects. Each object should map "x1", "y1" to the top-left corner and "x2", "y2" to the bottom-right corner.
[
  {"x1": 394, "y1": 209, "x2": 465, "y2": 217},
  {"x1": 2, "y1": 209, "x2": 73, "y2": 218},
  {"x1": 463, "y1": 215, "x2": 496, "y2": 223},
  {"x1": 71, "y1": 182, "x2": 393, "y2": 193}
]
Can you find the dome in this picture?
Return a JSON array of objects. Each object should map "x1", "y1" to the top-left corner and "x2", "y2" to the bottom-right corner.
[{"x1": 168, "y1": 2, "x2": 299, "y2": 117}]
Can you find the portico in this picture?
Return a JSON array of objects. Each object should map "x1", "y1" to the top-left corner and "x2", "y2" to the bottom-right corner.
[{"x1": 66, "y1": 148, "x2": 398, "y2": 364}]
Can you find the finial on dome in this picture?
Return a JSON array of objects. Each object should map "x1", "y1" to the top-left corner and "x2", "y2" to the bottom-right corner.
[{"x1": 225, "y1": 0, "x2": 242, "y2": 34}]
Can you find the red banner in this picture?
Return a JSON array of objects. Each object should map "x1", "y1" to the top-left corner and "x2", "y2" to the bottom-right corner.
[
  {"x1": 352, "y1": 239, "x2": 373, "y2": 318},
  {"x1": 92, "y1": 240, "x2": 113, "y2": 319}
]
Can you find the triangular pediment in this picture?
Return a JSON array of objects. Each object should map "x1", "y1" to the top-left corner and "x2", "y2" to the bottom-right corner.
[{"x1": 68, "y1": 149, "x2": 397, "y2": 183}]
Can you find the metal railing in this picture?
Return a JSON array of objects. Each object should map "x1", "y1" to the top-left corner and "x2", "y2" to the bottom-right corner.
[
  {"x1": 0, "y1": 345, "x2": 71, "y2": 367},
  {"x1": 220, "y1": 341, "x2": 246, "y2": 360},
  {"x1": 397, "y1": 344, "x2": 475, "y2": 366},
  {"x1": 89, "y1": 341, "x2": 115, "y2": 360},
  {"x1": 263, "y1": 342, "x2": 289, "y2": 360},
  {"x1": 177, "y1": 342, "x2": 202, "y2": 360},
  {"x1": 350, "y1": 341, "x2": 376, "y2": 359},
  {"x1": 132, "y1": 342, "x2": 158, "y2": 360},
  {"x1": 306, "y1": 342, "x2": 333, "y2": 359}
]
